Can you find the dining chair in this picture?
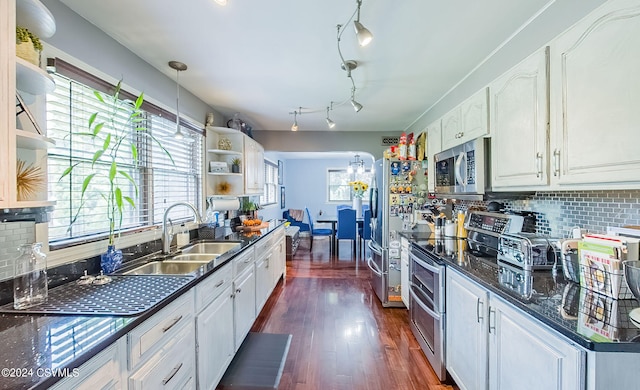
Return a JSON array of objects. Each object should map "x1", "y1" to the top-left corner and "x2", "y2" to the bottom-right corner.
[
  {"x1": 336, "y1": 208, "x2": 357, "y2": 257},
  {"x1": 358, "y1": 209, "x2": 371, "y2": 256},
  {"x1": 361, "y1": 204, "x2": 370, "y2": 218},
  {"x1": 305, "y1": 208, "x2": 332, "y2": 251},
  {"x1": 336, "y1": 204, "x2": 351, "y2": 213}
]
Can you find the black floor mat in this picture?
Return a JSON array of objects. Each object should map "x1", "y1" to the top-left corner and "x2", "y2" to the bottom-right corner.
[{"x1": 218, "y1": 332, "x2": 292, "y2": 389}]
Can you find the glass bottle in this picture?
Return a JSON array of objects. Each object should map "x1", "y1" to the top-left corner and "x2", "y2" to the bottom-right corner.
[{"x1": 14, "y1": 243, "x2": 48, "y2": 309}]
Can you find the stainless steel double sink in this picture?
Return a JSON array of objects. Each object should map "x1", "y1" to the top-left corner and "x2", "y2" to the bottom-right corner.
[{"x1": 117, "y1": 241, "x2": 241, "y2": 276}]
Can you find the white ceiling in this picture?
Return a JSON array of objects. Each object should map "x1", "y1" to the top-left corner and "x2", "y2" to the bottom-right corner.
[{"x1": 59, "y1": 0, "x2": 553, "y2": 132}]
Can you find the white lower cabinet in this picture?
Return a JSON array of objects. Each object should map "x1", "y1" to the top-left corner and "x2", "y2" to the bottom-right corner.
[
  {"x1": 255, "y1": 250, "x2": 272, "y2": 314},
  {"x1": 446, "y1": 269, "x2": 584, "y2": 390},
  {"x1": 49, "y1": 337, "x2": 127, "y2": 390},
  {"x1": 195, "y1": 262, "x2": 234, "y2": 390},
  {"x1": 446, "y1": 269, "x2": 489, "y2": 390},
  {"x1": 196, "y1": 285, "x2": 234, "y2": 390},
  {"x1": 234, "y1": 260, "x2": 257, "y2": 350},
  {"x1": 488, "y1": 296, "x2": 583, "y2": 390},
  {"x1": 128, "y1": 291, "x2": 196, "y2": 389}
]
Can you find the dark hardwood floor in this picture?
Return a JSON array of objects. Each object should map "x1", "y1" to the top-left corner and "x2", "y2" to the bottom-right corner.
[{"x1": 251, "y1": 236, "x2": 455, "y2": 390}]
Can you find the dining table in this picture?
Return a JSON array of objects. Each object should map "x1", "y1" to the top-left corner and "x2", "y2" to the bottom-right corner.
[{"x1": 316, "y1": 215, "x2": 364, "y2": 255}]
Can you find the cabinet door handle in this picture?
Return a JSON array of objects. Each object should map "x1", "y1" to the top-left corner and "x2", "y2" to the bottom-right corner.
[
  {"x1": 536, "y1": 152, "x2": 543, "y2": 178},
  {"x1": 236, "y1": 288, "x2": 242, "y2": 294},
  {"x1": 162, "y1": 362, "x2": 183, "y2": 385},
  {"x1": 476, "y1": 298, "x2": 484, "y2": 323},
  {"x1": 162, "y1": 315, "x2": 183, "y2": 333},
  {"x1": 553, "y1": 149, "x2": 561, "y2": 177},
  {"x1": 488, "y1": 307, "x2": 496, "y2": 334},
  {"x1": 214, "y1": 279, "x2": 225, "y2": 288}
]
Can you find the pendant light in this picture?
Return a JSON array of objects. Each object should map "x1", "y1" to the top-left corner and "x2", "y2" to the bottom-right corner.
[
  {"x1": 348, "y1": 154, "x2": 365, "y2": 174},
  {"x1": 169, "y1": 61, "x2": 193, "y2": 142}
]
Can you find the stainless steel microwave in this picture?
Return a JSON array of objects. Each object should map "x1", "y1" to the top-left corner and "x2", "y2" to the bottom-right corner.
[{"x1": 434, "y1": 138, "x2": 488, "y2": 199}]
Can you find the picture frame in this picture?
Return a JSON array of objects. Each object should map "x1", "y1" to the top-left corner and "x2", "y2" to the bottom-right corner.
[
  {"x1": 280, "y1": 186, "x2": 286, "y2": 209},
  {"x1": 278, "y1": 160, "x2": 284, "y2": 185}
]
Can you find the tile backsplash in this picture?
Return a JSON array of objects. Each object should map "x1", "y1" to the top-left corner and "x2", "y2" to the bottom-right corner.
[
  {"x1": 455, "y1": 190, "x2": 640, "y2": 238},
  {"x1": 0, "y1": 221, "x2": 36, "y2": 281}
]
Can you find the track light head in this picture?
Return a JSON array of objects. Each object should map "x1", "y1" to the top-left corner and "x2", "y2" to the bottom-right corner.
[
  {"x1": 351, "y1": 99, "x2": 363, "y2": 112},
  {"x1": 354, "y1": 20, "x2": 373, "y2": 47},
  {"x1": 326, "y1": 118, "x2": 336, "y2": 129}
]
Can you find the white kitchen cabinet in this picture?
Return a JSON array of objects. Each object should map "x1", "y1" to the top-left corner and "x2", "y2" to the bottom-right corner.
[
  {"x1": 549, "y1": 0, "x2": 640, "y2": 188},
  {"x1": 272, "y1": 235, "x2": 286, "y2": 286},
  {"x1": 243, "y1": 136, "x2": 265, "y2": 195},
  {"x1": 205, "y1": 126, "x2": 245, "y2": 197},
  {"x1": 490, "y1": 47, "x2": 550, "y2": 189},
  {"x1": 49, "y1": 337, "x2": 127, "y2": 390},
  {"x1": 196, "y1": 284, "x2": 234, "y2": 390},
  {"x1": 400, "y1": 237, "x2": 409, "y2": 307},
  {"x1": 426, "y1": 119, "x2": 442, "y2": 193},
  {"x1": 447, "y1": 268, "x2": 584, "y2": 390},
  {"x1": 488, "y1": 295, "x2": 583, "y2": 390},
  {"x1": 255, "y1": 249, "x2": 272, "y2": 314},
  {"x1": 446, "y1": 269, "x2": 489, "y2": 390},
  {"x1": 233, "y1": 264, "x2": 257, "y2": 350},
  {"x1": 0, "y1": 0, "x2": 12, "y2": 207},
  {"x1": 441, "y1": 88, "x2": 489, "y2": 150},
  {"x1": 129, "y1": 319, "x2": 196, "y2": 390}
]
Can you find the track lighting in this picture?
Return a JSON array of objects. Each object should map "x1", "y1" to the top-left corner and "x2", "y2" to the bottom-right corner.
[
  {"x1": 214, "y1": 0, "x2": 227, "y2": 5},
  {"x1": 169, "y1": 61, "x2": 194, "y2": 142},
  {"x1": 350, "y1": 87, "x2": 363, "y2": 112}
]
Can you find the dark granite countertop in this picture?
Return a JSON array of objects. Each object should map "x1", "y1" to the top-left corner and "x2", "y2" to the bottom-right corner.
[
  {"x1": 400, "y1": 231, "x2": 640, "y2": 353},
  {"x1": 0, "y1": 220, "x2": 285, "y2": 390}
]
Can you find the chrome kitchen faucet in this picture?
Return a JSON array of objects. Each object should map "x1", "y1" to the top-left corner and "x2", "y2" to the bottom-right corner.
[{"x1": 162, "y1": 202, "x2": 202, "y2": 254}]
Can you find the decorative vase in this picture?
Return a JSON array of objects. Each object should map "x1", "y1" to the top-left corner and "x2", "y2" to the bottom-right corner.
[
  {"x1": 353, "y1": 197, "x2": 363, "y2": 218},
  {"x1": 101, "y1": 245, "x2": 123, "y2": 274},
  {"x1": 14, "y1": 243, "x2": 48, "y2": 309}
]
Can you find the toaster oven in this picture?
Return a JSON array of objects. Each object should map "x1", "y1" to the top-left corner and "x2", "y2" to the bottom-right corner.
[{"x1": 497, "y1": 232, "x2": 561, "y2": 270}]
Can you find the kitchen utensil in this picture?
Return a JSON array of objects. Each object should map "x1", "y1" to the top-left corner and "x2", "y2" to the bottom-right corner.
[{"x1": 623, "y1": 260, "x2": 640, "y2": 326}]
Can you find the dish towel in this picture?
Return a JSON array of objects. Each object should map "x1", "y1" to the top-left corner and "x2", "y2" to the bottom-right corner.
[{"x1": 289, "y1": 209, "x2": 304, "y2": 222}]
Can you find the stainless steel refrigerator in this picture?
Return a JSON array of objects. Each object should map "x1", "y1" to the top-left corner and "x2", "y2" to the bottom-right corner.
[{"x1": 368, "y1": 158, "x2": 429, "y2": 307}]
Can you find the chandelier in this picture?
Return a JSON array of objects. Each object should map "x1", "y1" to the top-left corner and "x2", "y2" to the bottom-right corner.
[{"x1": 347, "y1": 154, "x2": 365, "y2": 174}]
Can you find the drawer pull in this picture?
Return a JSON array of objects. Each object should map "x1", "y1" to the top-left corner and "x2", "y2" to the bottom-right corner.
[
  {"x1": 244, "y1": 257, "x2": 252, "y2": 263},
  {"x1": 162, "y1": 315, "x2": 183, "y2": 333},
  {"x1": 236, "y1": 288, "x2": 242, "y2": 294},
  {"x1": 162, "y1": 362, "x2": 183, "y2": 385},
  {"x1": 214, "y1": 279, "x2": 225, "y2": 288}
]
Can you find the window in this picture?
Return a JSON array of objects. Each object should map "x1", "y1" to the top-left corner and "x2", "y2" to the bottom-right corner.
[
  {"x1": 46, "y1": 67, "x2": 203, "y2": 244},
  {"x1": 327, "y1": 169, "x2": 374, "y2": 202},
  {"x1": 260, "y1": 160, "x2": 278, "y2": 206}
]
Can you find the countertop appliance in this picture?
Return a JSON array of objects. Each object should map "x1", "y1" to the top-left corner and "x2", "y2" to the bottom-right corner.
[
  {"x1": 368, "y1": 158, "x2": 429, "y2": 307},
  {"x1": 409, "y1": 245, "x2": 446, "y2": 381},
  {"x1": 464, "y1": 210, "x2": 524, "y2": 257},
  {"x1": 497, "y1": 232, "x2": 561, "y2": 271},
  {"x1": 434, "y1": 138, "x2": 488, "y2": 200}
]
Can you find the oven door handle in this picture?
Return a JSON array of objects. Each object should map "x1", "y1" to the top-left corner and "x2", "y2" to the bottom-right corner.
[
  {"x1": 409, "y1": 283, "x2": 441, "y2": 321},
  {"x1": 367, "y1": 257, "x2": 383, "y2": 277},
  {"x1": 409, "y1": 252, "x2": 442, "y2": 275},
  {"x1": 454, "y1": 151, "x2": 467, "y2": 187}
]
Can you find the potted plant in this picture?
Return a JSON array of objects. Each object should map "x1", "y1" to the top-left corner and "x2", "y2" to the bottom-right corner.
[
  {"x1": 16, "y1": 26, "x2": 42, "y2": 66},
  {"x1": 59, "y1": 81, "x2": 173, "y2": 273},
  {"x1": 230, "y1": 157, "x2": 242, "y2": 173}
]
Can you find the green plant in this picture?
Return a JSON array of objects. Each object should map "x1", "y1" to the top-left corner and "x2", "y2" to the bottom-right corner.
[
  {"x1": 240, "y1": 198, "x2": 258, "y2": 213},
  {"x1": 230, "y1": 157, "x2": 242, "y2": 166},
  {"x1": 16, "y1": 27, "x2": 42, "y2": 51},
  {"x1": 59, "y1": 81, "x2": 173, "y2": 246}
]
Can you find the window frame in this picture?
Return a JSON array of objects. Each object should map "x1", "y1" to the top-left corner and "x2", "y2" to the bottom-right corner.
[
  {"x1": 46, "y1": 58, "x2": 204, "y2": 248},
  {"x1": 326, "y1": 168, "x2": 373, "y2": 203},
  {"x1": 260, "y1": 159, "x2": 278, "y2": 206}
]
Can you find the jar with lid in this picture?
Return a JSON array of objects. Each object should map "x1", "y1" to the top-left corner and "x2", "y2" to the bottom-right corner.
[{"x1": 14, "y1": 243, "x2": 48, "y2": 309}]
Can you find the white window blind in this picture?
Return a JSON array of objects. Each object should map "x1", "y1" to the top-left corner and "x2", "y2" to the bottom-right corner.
[
  {"x1": 47, "y1": 72, "x2": 202, "y2": 244},
  {"x1": 261, "y1": 160, "x2": 278, "y2": 206}
]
